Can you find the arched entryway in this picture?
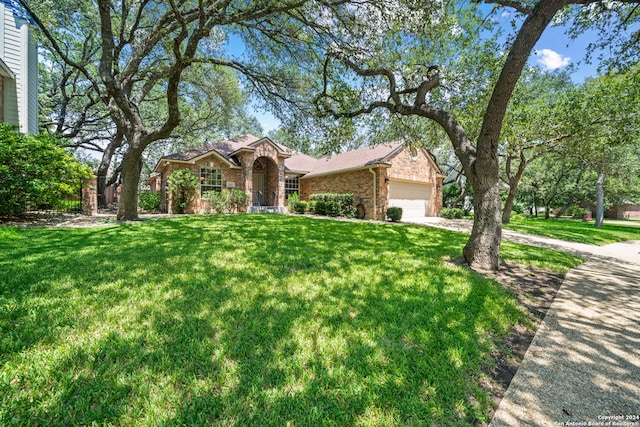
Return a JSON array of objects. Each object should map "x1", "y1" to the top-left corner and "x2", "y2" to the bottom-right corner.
[{"x1": 252, "y1": 157, "x2": 278, "y2": 207}]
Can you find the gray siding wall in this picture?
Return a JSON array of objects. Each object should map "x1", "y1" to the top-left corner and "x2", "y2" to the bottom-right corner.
[{"x1": 1, "y1": 5, "x2": 37, "y2": 133}]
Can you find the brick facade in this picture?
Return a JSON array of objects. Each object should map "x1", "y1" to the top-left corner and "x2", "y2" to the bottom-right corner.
[
  {"x1": 154, "y1": 156, "x2": 243, "y2": 213},
  {"x1": 300, "y1": 146, "x2": 443, "y2": 219},
  {"x1": 151, "y1": 137, "x2": 443, "y2": 218},
  {"x1": 82, "y1": 177, "x2": 98, "y2": 215},
  {"x1": 300, "y1": 168, "x2": 387, "y2": 220},
  {"x1": 385, "y1": 147, "x2": 444, "y2": 217},
  {"x1": 154, "y1": 139, "x2": 287, "y2": 213},
  {"x1": 606, "y1": 204, "x2": 640, "y2": 220}
]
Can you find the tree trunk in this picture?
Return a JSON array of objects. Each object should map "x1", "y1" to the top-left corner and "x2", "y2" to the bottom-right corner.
[
  {"x1": 462, "y1": 0, "x2": 565, "y2": 270},
  {"x1": 544, "y1": 201, "x2": 551, "y2": 219},
  {"x1": 96, "y1": 134, "x2": 124, "y2": 208},
  {"x1": 502, "y1": 152, "x2": 528, "y2": 224},
  {"x1": 116, "y1": 148, "x2": 143, "y2": 220},
  {"x1": 463, "y1": 179, "x2": 502, "y2": 271},
  {"x1": 554, "y1": 197, "x2": 574, "y2": 218},
  {"x1": 502, "y1": 184, "x2": 517, "y2": 224},
  {"x1": 595, "y1": 171, "x2": 605, "y2": 228},
  {"x1": 451, "y1": 183, "x2": 467, "y2": 209}
]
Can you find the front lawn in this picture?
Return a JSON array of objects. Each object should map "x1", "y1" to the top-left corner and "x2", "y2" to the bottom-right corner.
[
  {"x1": 504, "y1": 217, "x2": 640, "y2": 245},
  {"x1": 0, "y1": 215, "x2": 580, "y2": 425}
]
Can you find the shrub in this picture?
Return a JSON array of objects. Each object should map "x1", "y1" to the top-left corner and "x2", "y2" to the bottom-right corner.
[
  {"x1": 167, "y1": 169, "x2": 199, "y2": 214},
  {"x1": 203, "y1": 189, "x2": 248, "y2": 213},
  {"x1": 309, "y1": 193, "x2": 355, "y2": 216},
  {"x1": 293, "y1": 201, "x2": 308, "y2": 214},
  {"x1": 441, "y1": 208, "x2": 465, "y2": 219},
  {"x1": 568, "y1": 205, "x2": 586, "y2": 219},
  {"x1": 344, "y1": 205, "x2": 357, "y2": 218},
  {"x1": 308, "y1": 201, "x2": 317, "y2": 214},
  {"x1": 326, "y1": 201, "x2": 342, "y2": 217},
  {"x1": 0, "y1": 125, "x2": 92, "y2": 217},
  {"x1": 287, "y1": 192, "x2": 300, "y2": 213},
  {"x1": 314, "y1": 201, "x2": 327, "y2": 215},
  {"x1": 139, "y1": 191, "x2": 161, "y2": 212},
  {"x1": 386, "y1": 207, "x2": 403, "y2": 222}
]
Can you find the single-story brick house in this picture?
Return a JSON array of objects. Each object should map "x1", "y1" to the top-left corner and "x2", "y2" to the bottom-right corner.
[
  {"x1": 148, "y1": 134, "x2": 445, "y2": 219},
  {"x1": 606, "y1": 204, "x2": 640, "y2": 220}
]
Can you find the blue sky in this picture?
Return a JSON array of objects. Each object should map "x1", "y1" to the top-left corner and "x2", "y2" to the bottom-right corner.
[{"x1": 531, "y1": 26, "x2": 602, "y2": 81}]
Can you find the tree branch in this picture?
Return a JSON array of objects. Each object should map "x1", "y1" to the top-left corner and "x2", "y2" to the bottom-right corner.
[{"x1": 483, "y1": 0, "x2": 533, "y2": 15}]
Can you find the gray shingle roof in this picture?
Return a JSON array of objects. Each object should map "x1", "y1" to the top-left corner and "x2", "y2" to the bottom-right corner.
[
  {"x1": 299, "y1": 141, "x2": 403, "y2": 178},
  {"x1": 163, "y1": 134, "x2": 261, "y2": 164},
  {"x1": 159, "y1": 135, "x2": 406, "y2": 176}
]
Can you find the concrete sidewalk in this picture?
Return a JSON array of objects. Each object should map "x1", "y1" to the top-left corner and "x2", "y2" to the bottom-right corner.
[{"x1": 403, "y1": 218, "x2": 640, "y2": 426}]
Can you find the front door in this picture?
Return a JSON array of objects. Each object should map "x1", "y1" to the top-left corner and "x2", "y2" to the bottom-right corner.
[{"x1": 252, "y1": 173, "x2": 265, "y2": 206}]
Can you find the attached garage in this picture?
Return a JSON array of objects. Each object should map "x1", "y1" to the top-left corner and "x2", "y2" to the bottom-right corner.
[{"x1": 388, "y1": 180, "x2": 433, "y2": 218}]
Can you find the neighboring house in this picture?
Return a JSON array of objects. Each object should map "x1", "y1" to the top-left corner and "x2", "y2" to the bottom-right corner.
[
  {"x1": 0, "y1": 0, "x2": 37, "y2": 134},
  {"x1": 606, "y1": 204, "x2": 640, "y2": 220},
  {"x1": 149, "y1": 134, "x2": 445, "y2": 219}
]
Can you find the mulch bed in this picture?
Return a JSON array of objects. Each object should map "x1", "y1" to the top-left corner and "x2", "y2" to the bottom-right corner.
[{"x1": 474, "y1": 260, "x2": 565, "y2": 420}]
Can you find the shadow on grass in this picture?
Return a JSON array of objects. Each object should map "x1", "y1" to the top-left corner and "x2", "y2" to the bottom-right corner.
[{"x1": 1, "y1": 215, "x2": 533, "y2": 425}]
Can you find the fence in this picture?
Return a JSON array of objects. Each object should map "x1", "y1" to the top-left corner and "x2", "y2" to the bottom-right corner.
[{"x1": 23, "y1": 180, "x2": 84, "y2": 215}]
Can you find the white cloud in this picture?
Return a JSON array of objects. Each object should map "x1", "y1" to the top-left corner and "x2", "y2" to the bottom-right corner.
[{"x1": 535, "y1": 49, "x2": 571, "y2": 70}]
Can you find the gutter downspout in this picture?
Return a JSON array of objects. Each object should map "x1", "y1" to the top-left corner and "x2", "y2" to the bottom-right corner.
[{"x1": 369, "y1": 167, "x2": 377, "y2": 220}]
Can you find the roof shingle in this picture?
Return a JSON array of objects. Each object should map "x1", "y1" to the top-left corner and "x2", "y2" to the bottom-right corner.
[{"x1": 158, "y1": 135, "x2": 407, "y2": 176}]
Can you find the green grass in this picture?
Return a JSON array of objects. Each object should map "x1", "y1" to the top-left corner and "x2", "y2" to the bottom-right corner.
[
  {"x1": 504, "y1": 217, "x2": 640, "y2": 245},
  {"x1": 0, "y1": 215, "x2": 581, "y2": 426}
]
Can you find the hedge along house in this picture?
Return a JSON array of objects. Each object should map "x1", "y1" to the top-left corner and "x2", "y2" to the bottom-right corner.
[{"x1": 149, "y1": 134, "x2": 445, "y2": 219}]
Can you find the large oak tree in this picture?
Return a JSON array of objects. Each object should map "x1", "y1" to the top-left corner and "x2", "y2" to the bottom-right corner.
[
  {"x1": 23, "y1": 0, "x2": 372, "y2": 220},
  {"x1": 303, "y1": 0, "x2": 640, "y2": 270}
]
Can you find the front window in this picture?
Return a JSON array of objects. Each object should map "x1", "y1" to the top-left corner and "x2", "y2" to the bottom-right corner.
[
  {"x1": 285, "y1": 176, "x2": 300, "y2": 199},
  {"x1": 200, "y1": 168, "x2": 222, "y2": 194}
]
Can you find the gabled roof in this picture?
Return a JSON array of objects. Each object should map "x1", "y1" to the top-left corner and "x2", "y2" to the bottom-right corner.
[
  {"x1": 161, "y1": 134, "x2": 261, "y2": 166},
  {"x1": 156, "y1": 134, "x2": 293, "y2": 172},
  {"x1": 156, "y1": 135, "x2": 443, "y2": 177}
]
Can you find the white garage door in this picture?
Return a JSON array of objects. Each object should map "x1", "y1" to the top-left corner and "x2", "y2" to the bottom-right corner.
[{"x1": 388, "y1": 180, "x2": 432, "y2": 218}]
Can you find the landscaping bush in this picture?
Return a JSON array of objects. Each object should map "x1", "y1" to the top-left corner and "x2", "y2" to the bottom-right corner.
[
  {"x1": 344, "y1": 205, "x2": 357, "y2": 218},
  {"x1": 314, "y1": 201, "x2": 327, "y2": 215},
  {"x1": 293, "y1": 201, "x2": 308, "y2": 214},
  {"x1": 441, "y1": 208, "x2": 465, "y2": 219},
  {"x1": 309, "y1": 193, "x2": 355, "y2": 217},
  {"x1": 167, "y1": 169, "x2": 199, "y2": 214},
  {"x1": 138, "y1": 191, "x2": 161, "y2": 212},
  {"x1": 308, "y1": 201, "x2": 317, "y2": 214},
  {"x1": 568, "y1": 205, "x2": 586, "y2": 219},
  {"x1": 287, "y1": 192, "x2": 300, "y2": 213},
  {"x1": 203, "y1": 189, "x2": 248, "y2": 213},
  {"x1": 386, "y1": 207, "x2": 403, "y2": 222},
  {"x1": 0, "y1": 124, "x2": 92, "y2": 216},
  {"x1": 326, "y1": 201, "x2": 342, "y2": 217}
]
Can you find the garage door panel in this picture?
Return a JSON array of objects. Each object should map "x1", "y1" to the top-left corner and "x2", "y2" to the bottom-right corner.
[
  {"x1": 389, "y1": 180, "x2": 432, "y2": 217},
  {"x1": 389, "y1": 199, "x2": 426, "y2": 217}
]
